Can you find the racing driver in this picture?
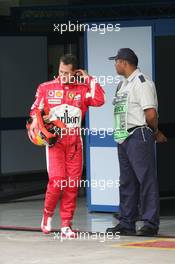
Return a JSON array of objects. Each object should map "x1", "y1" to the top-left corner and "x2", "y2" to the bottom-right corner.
[{"x1": 30, "y1": 54, "x2": 105, "y2": 237}]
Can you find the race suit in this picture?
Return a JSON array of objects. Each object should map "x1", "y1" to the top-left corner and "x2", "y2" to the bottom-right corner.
[{"x1": 30, "y1": 76, "x2": 105, "y2": 227}]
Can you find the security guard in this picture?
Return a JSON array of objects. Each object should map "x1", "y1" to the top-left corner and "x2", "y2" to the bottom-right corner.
[{"x1": 106, "y1": 48, "x2": 167, "y2": 236}]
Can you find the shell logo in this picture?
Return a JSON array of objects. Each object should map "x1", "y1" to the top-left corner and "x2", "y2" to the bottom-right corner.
[{"x1": 55, "y1": 90, "x2": 63, "y2": 98}]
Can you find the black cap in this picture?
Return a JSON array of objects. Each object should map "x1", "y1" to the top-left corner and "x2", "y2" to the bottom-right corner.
[{"x1": 108, "y1": 48, "x2": 138, "y2": 66}]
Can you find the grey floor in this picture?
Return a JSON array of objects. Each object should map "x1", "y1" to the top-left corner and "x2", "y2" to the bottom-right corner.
[{"x1": 0, "y1": 196, "x2": 175, "y2": 264}]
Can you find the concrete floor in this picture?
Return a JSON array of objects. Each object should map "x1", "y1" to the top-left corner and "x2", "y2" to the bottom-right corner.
[{"x1": 0, "y1": 196, "x2": 175, "y2": 264}]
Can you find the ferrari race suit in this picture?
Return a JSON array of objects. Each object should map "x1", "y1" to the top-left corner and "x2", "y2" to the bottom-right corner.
[{"x1": 30, "y1": 76, "x2": 105, "y2": 228}]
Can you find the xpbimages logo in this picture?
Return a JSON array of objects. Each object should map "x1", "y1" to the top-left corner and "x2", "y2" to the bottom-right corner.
[
  {"x1": 53, "y1": 21, "x2": 120, "y2": 35},
  {"x1": 53, "y1": 231, "x2": 120, "y2": 242}
]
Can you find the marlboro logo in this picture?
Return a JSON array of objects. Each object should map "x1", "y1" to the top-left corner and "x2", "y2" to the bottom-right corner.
[{"x1": 58, "y1": 110, "x2": 80, "y2": 124}]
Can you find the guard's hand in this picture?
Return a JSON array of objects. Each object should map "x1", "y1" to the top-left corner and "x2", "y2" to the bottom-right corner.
[{"x1": 155, "y1": 130, "x2": 167, "y2": 143}]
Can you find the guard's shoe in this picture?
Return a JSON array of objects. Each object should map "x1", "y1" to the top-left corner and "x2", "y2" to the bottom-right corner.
[
  {"x1": 61, "y1": 227, "x2": 77, "y2": 238},
  {"x1": 41, "y1": 214, "x2": 52, "y2": 234},
  {"x1": 137, "y1": 226, "x2": 158, "y2": 237},
  {"x1": 106, "y1": 223, "x2": 136, "y2": 236}
]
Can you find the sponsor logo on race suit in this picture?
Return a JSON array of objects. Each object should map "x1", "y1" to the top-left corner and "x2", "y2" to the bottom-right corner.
[
  {"x1": 59, "y1": 109, "x2": 80, "y2": 124},
  {"x1": 48, "y1": 99, "x2": 61, "y2": 104},
  {"x1": 47, "y1": 90, "x2": 55, "y2": 97},
  {"x1": 49, "y1": 104, "x2": 82, "y2": 128},
  {"x1": 47, "y1": 90, "x2": 63, "y2": 98},
  {"x1": 55, "y1": 90, "x2": 63, "y2": 98},
  {"x1": 68, "y1": 92, "x2": 75, "y2": 99},
  {"x1": 74, "y1": 94, "x2": 81, "y2": 100}
]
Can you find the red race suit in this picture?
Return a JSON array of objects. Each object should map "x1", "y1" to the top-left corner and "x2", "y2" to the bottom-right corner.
[{"x1": 30, "y1": 76, "x2": 105, "y2": 227}]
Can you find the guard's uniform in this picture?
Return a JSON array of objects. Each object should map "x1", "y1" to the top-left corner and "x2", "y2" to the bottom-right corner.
[{"x1": 113, "y1": 69, "x2": 159, "y2": 230}]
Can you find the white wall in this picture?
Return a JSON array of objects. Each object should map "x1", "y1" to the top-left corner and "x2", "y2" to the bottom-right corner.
[{"x1": 86, "y1": 26, "x2": 152, "y2": 210}]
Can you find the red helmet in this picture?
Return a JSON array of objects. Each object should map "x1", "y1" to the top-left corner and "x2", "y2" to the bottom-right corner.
[{"x1": 26, "y1": 110, "x2": 66, "y2": 147}]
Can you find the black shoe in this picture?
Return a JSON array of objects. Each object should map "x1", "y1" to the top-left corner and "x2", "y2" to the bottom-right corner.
[
  {"x1": 106, "y1": 224, "x2": 136, "y2": 236},
  {"x1": 137, "y1": 226, "x2": 158, "y2": 237}
]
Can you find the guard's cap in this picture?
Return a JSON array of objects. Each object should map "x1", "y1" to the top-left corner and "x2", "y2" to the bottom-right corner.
[{"x1": 108, "y1": 48, "x2": 138, "y2": 66}]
